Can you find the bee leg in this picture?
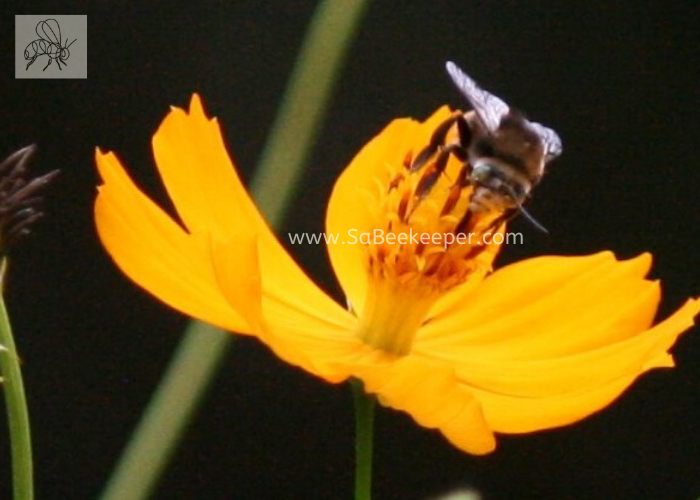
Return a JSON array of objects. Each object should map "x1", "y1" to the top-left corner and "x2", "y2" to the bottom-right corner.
[
  {"x1": 43, "y1": 59, "x2": 51, "y2": 71},
  {"x1": 414, "y1": 143, "x2": 466, "y2": 199},
  {"x1": 411, "y1": 146, "x2": 435, "y2": 173},
  {"x1": 410, "y1": 114, "x2": 461, "y2": 171},
  {"x1": 440, "y1": 161, "x2": 473, "y2": 217},
  {"x1": 455, "y1": 114, "x2": 472, "y2": 147},
  {"x1": 453, "y1": 160, "x2": 472, "y2": 189}
]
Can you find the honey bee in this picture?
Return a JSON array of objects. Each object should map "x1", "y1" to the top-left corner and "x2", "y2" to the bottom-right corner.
[{"x1": 411, "y1": 61, "x2": 562, "y2": 232}]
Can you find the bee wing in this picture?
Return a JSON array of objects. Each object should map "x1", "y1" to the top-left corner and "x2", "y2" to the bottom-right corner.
[
  {"x1": 445, "y1": 61, "x2": 509, "y2": 134},
  {"x1": 37, "y1": 19, "x2": 61, "y2": 45},
  {"x1": 530, "y1": 122, "x2": 563, "y2": 160}
]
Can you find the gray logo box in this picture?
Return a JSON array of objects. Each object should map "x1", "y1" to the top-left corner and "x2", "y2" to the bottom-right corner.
[{"x1": 15, "y1": 15, "x2": 87, "y2": 79}]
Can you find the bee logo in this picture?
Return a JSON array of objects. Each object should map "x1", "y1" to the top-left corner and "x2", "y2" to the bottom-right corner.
[
  {"x1": 24, "y1": 19, "x2": 77, "y2": 72},
  {"x1": 412, "y1": 61, "x2": 562, "y2": 232}
]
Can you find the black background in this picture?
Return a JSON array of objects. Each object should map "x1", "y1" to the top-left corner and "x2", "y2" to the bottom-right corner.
[{"x1": 2, "y1": 2, "x2": 700, "y2": 499}]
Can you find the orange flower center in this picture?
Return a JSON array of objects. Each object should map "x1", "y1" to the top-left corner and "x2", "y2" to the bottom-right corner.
[{"x1": 355, "y1": 149, "x2": 503, "y2": 355}]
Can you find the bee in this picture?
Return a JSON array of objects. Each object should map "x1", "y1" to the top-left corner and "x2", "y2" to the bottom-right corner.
[
  {"x1": 411, "y1": 61, "x2": 562, "y2": 232},
  {"x1": 24, "y1": 19, "x2": 77, "y2": 72}
]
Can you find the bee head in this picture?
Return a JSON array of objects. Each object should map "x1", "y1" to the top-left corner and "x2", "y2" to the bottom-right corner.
[
  {"x1": 471, "y1": 158, "x2": 529, "y2": 206},
  {"x1": 470, "y1": 158, "x2": 548, "y2": 233}
]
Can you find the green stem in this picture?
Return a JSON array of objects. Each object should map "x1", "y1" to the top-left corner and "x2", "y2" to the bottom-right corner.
[
  {"x1": 0, "y1": 265, "x2": 34, "y2": 500},
  {"x1": 99, "y1": 1, "x2": 371, "y2": 499},
  {"x1": 351, "y1": 379, "x2": 375, "y2": 500}
]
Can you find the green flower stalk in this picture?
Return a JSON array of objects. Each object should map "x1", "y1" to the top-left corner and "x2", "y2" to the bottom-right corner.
[{"x1": 0, "y1": 145, "x2": 58, "y2": 500}]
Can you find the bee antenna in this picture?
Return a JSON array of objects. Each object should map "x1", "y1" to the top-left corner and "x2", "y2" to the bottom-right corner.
[
  {"x1": 501, "y1": 184, "x2": 549, "y2": 234},
  {"x1": 516, "y1": 203, "x2": 549, "y2": 234}
]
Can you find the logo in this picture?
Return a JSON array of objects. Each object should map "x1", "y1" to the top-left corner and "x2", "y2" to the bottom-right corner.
[
  {"x1": 24, "y1": 19, "x2": 77, "y2": 72},
  {"x1": 15, "y1": 15, "x2": 87, "y2": 79}
]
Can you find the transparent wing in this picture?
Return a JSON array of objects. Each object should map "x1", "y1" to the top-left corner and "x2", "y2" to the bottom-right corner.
[
  {"x1": 530, "y1": 122, "x2": 563, "y2": 160},
  {"x1": 445, "y1": 61, "x2": 509, "y2": 134},
  {"x1": 37, "y1": 19, "x2": 61, "y2": 45}
]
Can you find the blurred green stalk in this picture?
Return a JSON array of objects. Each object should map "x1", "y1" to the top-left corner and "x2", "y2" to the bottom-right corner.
[
  {"x1": 0, "y1": 267, "x2": 34, "y2": 500},
  {"x1": 99, "y1": 1, "x2": 371, "y2": 499}
]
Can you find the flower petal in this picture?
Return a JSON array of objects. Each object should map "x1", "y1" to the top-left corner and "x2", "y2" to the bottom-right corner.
[
  {"x1": 355, "y1": 355, "x2": 496, "y2": 454},
  {"x1": 209, "y1": 233, "x2": 263, "y2": 331},
  {"x1": 411, "y1": 250, "x2": 700, "y2": 433},
  {"x1": 471, "y1": 372, "x2": 639, "y2": 433},
  {"x1": 417, "y1": 252, "x2": 662, "y2": 357},
  {"x1": 94, "y1": 149, "x2": 250, "y2": 333},
  {"x1": 325, "y1": 107, "x2": 454, "y2": 315},
  {"x1": 102, "y1": 95, "x2": 351, "y2": 332},
  {"x1": 151, "y1": 94, "x2": 255, "y2": 238},
  {"x1": 255, "y1": 308, "x2": 363, "y2": 384},
  {"x1": 471, "y1": 327, "x2": 690, "y2": 434},
  {"x1": 432, "y1": 296, "x2": 699, "y2": 400},
  {"x1": 208, "y1": 234, "x2": 361, "y2": 383},
  {"x1": 97, "y1": 145, "x2": 360, "y2": 384}
]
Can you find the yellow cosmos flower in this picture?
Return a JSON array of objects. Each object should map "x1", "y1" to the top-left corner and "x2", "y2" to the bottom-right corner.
[{"x1": 94, "y1": 95, "x2": 700, "y2": 455}]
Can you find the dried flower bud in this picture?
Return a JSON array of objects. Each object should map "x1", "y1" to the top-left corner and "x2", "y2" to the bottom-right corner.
[{"x1": 0, "y1": 145, "x2": 59, "y2": 254}]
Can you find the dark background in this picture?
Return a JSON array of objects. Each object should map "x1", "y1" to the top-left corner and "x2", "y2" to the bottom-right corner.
[{"x1": 2, "y1": 2, "x2": 700, "y2": 499}]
